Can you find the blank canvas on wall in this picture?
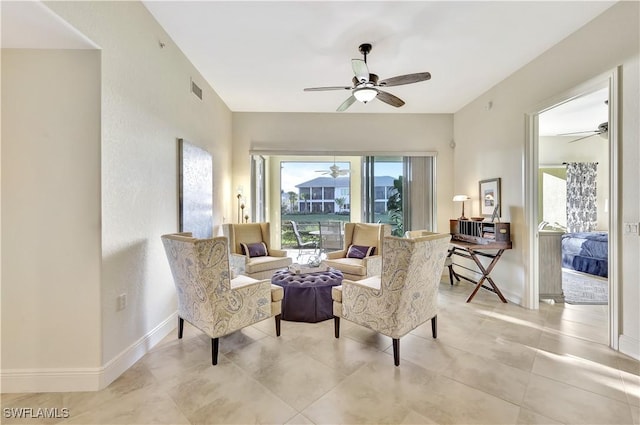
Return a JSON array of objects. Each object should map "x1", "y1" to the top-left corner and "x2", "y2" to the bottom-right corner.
[{"x1": 179, "y1": 139, "x2": 213, "y2": 238}]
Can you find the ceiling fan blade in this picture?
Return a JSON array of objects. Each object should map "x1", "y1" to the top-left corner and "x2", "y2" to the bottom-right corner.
[
  {"x1": 337, "y1": 95, "x2": 356, "y2": 112},
  {"x1": 304, "y1": 86, "x2": 351, "y2": 91},
  {"x1": 352, "y1": 59, "x2": 370, "y2": 83},
  {"x1": 568, "y1": 134, "x2": 599, "y2": 143},
  {"x1": 557, "y1": 129, "x2": 598, "y2": 136},
  {"x1": 558, "y1": 122, "x2": 608, "y2": 137},
  {"x1": 378, "y1": 72, "x2": 431, "y2": 87},
  {"x1": 376, "y1": 90, "x2": 405, "y2": 108}
]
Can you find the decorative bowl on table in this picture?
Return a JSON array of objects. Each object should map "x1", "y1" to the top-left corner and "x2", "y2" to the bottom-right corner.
[
  {"x1": 470, "y1": 217, "x2": 485, "y2": 222},
  {"x1": 307, "y1": 256, "x2": 322, "y2": 268}
]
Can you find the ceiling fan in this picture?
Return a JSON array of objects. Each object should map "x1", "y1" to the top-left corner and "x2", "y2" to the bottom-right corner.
[
  {"x1": 559, "y1": 122, "x2": 609, "y2": 143},
  {"x1": 304, "y1": 43, "x2": 431, "y2": 112},
  {"x1": 316, "y1": 159, "x2": 350, "y2": 178}
]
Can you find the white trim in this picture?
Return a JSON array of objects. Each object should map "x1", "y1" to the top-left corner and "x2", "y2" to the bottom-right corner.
[
  {"x1": 524, "y1": 69, "x2": 619, "y2": 349},
  {"x1": 524, "y1": 113, "x2": 540, "y2": 309},
  {"x1": 607, "y1": 68, "x2": 620, "y2": 350},
  {"x1": 619, "y1": 335, "x2": 640, "y2": 361},
  {"x1": 100, "y1": 312, "x2": 177, "y2": 389},
  {"x1": 249, "y1": 148, "x2": 438, "y2": 157},
  {"x1": 0, "y1": 367, "x2": 102, "y2": 393},
  {"x1": 0, "y1": 313, "x2": 177, "y2": 393}
]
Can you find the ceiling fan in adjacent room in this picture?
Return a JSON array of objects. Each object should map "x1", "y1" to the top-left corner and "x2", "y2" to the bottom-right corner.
[
  {"x1": 304, "y1": 43, "x2": 431, "y2": 112},
  {"x1": 560, "y1": 122, "x2": 609, "y2": 143},
  {"x1": 316, "y1": 158, "x2": 350, "y2": 179}
]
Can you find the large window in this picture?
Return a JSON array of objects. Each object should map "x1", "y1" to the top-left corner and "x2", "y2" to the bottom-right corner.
[
  {"x1": 280, "y1": 160, "x2": 351, "y2": 250},
  {"x1": 539, "y1": 167, "x2": 567, "y2": 227},
  {"x1": 258, "y1": 155, "x2": 435, "y2": 250}
]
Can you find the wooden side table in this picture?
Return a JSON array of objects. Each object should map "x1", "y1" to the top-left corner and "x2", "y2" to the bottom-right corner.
[{"x1": 448, "y1": 239, "x2": 513, "y2": 303}]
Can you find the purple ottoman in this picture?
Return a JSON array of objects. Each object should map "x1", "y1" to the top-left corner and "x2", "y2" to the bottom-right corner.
[{"x1": 271, "y1": 268, "x2": 344, "y2": 322}]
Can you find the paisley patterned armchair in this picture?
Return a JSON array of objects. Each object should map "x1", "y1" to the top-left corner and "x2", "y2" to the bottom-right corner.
[
  {"x1": 332, "y1": 232, "x2": 451, "y2": 366},
  {"x1": 161, "y1": 233, "x2": 283, "y2": 365},
  {"x1": 405, "y1": 230, "x2": 456, "y2": 286}
]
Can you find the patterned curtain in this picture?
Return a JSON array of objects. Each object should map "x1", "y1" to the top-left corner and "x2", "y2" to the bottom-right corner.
[{"x1": 566, "y1": 162, "x2": 597, "y2": 233}]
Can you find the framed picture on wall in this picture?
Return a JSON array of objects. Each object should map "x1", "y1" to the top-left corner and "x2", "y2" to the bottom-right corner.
[
  {"x1": 179, "y1": 138, "x2": 213, "y2": 238},
  {"x1": 479, "y1": 177, "x2": 501, "y2": 217}
]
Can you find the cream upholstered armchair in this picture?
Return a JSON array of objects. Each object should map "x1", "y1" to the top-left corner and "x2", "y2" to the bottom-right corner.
[
  {"x1": 332, "y1": 232, "x2": 451, "y2": 366},
  {"x1": 161, "y1": 233, "x2": 283, "y2": 365},
  {"x1": 323, "y1": 223, "x2": 390, "y2": 280},
  {"x1": 221, "y1": 223, "x2": 292, "y2": 279}
]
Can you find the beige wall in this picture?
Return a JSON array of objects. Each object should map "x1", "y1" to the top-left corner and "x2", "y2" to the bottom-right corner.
[
  {"x1": 3, "y1": 0, "x2": 638, "y2": 393},
  {"x1": 2, "y1": 1, "x2": 234, "y2": 391},
  {"x1": 454, "y1": 2, "x2": 639, "y2": 357},
  {"x1": 232, "y1": 113, "x2": 455, "y2": 234},
  {"x1": 47, "y1": 0, "x2": 234, "y2": 375},
  {"x1": 2, "y1": 50, "x2": 102, "y2": 380}
]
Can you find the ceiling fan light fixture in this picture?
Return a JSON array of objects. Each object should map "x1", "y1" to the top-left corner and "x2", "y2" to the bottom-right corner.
[
  {"x1": 353, "y1": 87, "x2": 377, "y2": 103},
  {"x1": 304, "y1": 43, "x2": 431, "y2": 111}
]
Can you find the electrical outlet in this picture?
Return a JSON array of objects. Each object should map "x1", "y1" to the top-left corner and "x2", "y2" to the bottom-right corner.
[{"x1": 117, "y1": 293, "x2": 127, "y2": 311}]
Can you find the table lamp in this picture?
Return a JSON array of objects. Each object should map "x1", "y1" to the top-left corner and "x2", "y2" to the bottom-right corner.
[{"x1": 453, "y1": 195, "x2": 470, "y2": 220}]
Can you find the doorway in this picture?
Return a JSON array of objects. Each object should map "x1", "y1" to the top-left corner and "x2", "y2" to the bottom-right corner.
[{"x1": 526, "y1": 71, "x2": 619, "y2": 349}]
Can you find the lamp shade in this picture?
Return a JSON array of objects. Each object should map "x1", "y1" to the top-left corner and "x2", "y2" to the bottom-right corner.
[
  {"x1": 452, "y1": 195, "x2": 470, "y2": 202},
  {"x1": 353, "y1": 87, "x2": 378, "y2": 103},
  {"x1": 453, "y1": 194, "x2": 470, "y2": 220}
]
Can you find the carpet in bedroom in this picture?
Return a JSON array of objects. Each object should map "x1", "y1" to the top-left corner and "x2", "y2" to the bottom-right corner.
[{"x1": 562, "y1": 269, "x2": 608, "y2": 305}]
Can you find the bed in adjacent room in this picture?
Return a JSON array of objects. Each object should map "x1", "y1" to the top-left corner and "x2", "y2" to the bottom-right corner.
[{"x1": 561, "y1": 231, "x2": 608, "y2": 278}]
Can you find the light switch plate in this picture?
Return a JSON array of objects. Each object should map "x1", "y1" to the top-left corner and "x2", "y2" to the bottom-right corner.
[{"x1": 623, "y1": 222, "x2": 639, "y2": 235}]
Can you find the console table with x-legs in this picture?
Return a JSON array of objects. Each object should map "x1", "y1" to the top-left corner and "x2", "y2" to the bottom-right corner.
[{"x1": 448, "y1": 239, "x2": 513, "y2": 303}]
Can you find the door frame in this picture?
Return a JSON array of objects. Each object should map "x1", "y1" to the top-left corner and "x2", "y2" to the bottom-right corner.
[{"x1": 524, "y1": 68, "x2": 619, "y2": 348}]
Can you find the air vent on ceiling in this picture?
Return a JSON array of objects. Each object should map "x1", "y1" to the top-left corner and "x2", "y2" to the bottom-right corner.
[{"x1": 190, "y1": 78, "x2": 203, "y2": 100}]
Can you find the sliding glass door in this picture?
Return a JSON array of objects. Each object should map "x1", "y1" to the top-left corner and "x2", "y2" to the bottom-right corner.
[
  {"x1": 362, "y1": 156, "x2": 435, "y2": 235},
  {"x1": 249, "y1": 153, "x2": 435, "y2": 250},
  {"x1": 362, "y1": 156, "x2": 404, "y2": 235},
  {"x1": 279, "y1": 159, "x2": 351, "y2": 252}
]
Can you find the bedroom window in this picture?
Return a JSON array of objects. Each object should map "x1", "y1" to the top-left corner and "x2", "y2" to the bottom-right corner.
[{"x1": 539, "y1": 167, "x2": 567, "y2": 229}]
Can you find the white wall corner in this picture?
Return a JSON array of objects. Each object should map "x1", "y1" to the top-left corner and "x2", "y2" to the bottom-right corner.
[
  {"x1": 100, "y1": 312, "x2": 177, "y2": 389},
  {"x1": 0, "y1": 312, "x2": 177, "y2": 393},
  {"x1": 618, "y1": 334, "x2": 640, "y2": 361}
]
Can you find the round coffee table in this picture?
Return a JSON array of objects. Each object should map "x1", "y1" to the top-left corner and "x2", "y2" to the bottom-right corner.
[{"x1": 271, "y1": 268, "x2": 343, "y2": 322}]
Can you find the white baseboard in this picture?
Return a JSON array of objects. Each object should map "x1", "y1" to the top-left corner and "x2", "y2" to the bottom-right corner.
[
  {"x1": 619, "y1": 334, "x2": 640, "y2": 360},
  {"x1": 0, "y1": 312, "x2": 177, "y2": 393},
  {"x1": 0, "y1": 367, "x2": 103, "y2": 393},
  {"x1": 100, "y1": 312, "x2": 177, "y2": 389},
  {"x1": 451, "y1": 269, "x2": 523, "y2": 305}
]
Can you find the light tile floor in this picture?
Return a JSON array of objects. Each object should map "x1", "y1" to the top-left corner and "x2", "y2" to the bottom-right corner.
[{"x1": 2, "y1": 279, "x2": 639, "y2": 424}]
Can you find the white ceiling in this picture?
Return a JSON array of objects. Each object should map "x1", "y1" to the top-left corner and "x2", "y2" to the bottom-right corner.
[
  {"x1": 1, "y1": 0, "x2": 614, "y2": 129},
  {"x1": 142, "y1": 1, "x2": 615, "y2": 114},
  {"x1": 0, "y1": 1, "x2": 97, "y2": 49},
  {"x1": 539, "y1": 87, "x2": 609, "y2": 137}
]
